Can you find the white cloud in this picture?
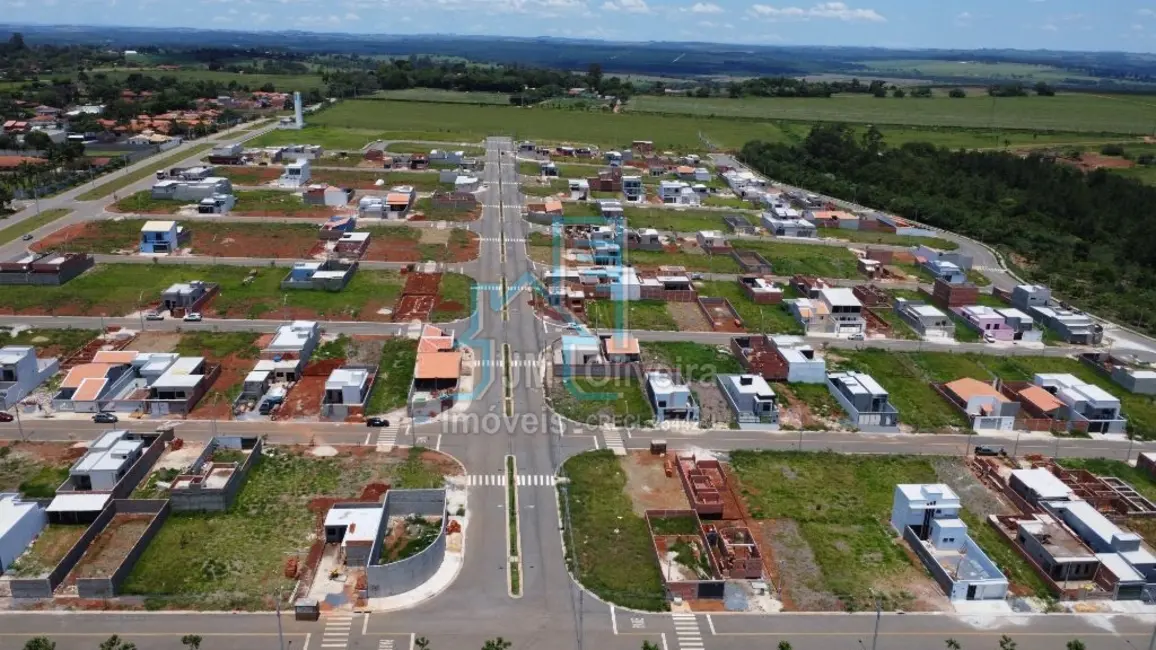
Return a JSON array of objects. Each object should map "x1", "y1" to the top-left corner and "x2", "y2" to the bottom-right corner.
[
  {"x1": 687, "y1": 2, "x2": 722, "y2": 12},
  {"x1": 955, "y1": 10, "x2": 971, "y2": 26},
  {"x1": 1041, "y1": 23, "x2": 1058, "y2": 31},
  {"x1": 1133, "y1": 23, "x2": 1145, "y2": 31},
  {"x1": 749, "y1": 1, "x2": 884, "y2": 22},
  {"x1": 602, "y1": 0, "x2": 649, "y2": 13},
  {"x1": 1141, "y1": 8, "x2": 1156, "y2": 17},
  {"x1": 344, "y1": 11, "x2": 359, "y2": 18}
]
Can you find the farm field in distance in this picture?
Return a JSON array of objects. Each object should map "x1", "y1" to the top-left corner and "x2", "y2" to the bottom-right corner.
[
  {"x1": 370, "y1": 88, "x2": 511, "y2": 104},
  {"x1": 268, "y1": 99, "x2": 1130, "y2": 153},
  {"x1": 626, "y1": 93, "x2": 1154, "y2": 135}
]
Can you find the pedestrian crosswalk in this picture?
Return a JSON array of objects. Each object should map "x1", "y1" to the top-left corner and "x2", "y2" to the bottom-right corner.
[
  {"x1": 672, "y1": 613, "x2": 705, "y2": 650},
  {"x1": 479, "y1": 237, "x2": 526, "y2": 243},
  {"x1": 320, "y1": 614, "x2": 354, "y2": 649},
  {"x1": 472, "y1": 358, "x2": 539, "y2": 368},
  {"x1": 475, "y1": 283, "x2": 503, "y2": 291},
  {"x1": 603, "y1": 429, "x2": 626, "y2": 456},
  {"x1": 374, "y1": 420, "x2": 403, "y2": 453},
  {"x1": 465, "y1": 473, "x2": 558, "y2": 486},
  {"x1": 378, "y1": 641, "x2": 394, "y2": 650},
  {"x1": 972, "y1": 265, "x2": 1001, "y2": 273}
]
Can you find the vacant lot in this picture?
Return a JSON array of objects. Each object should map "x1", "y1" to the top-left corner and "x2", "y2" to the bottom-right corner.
[
  {"x1": 0, "y1": 442, "x2": 79, "y2": 498},
  {"x1": 585, "y1": 300, "x2": 676, "y2": 331},
  {"x1": 559, "y1": 451, "x2": 667, "y2": 611},
  {"x1": 71, "y1": 515, "x2": 153, "y2": 579},
  {"x1": 179, "y1": 331, "x2": 260, "y2": 415},
  {"x1": 4, "y1": 524, "x2": 88, "y2": 577},
  {"x1": 623, "y1": 207, "x2": 730, "y2": 233},
  {"x1": 363, "y1": 226, "x2": 478, "y2": 263},
  {"x1": 112, "y1": 192, "x2": 185, "y2": 215},
  {"x1": 122, "y1": 446, "x2": 458, "y2": 609},
  {"x1": 696, "y1": 281, "x2": 802, "y2": 334},
  {"x1": 626, "y1": 93, "x2": 1152, "y2": 135},
  {"x1": 365, "y1": 337, "x2": 419, "y2": 415},
  {"x1": 385, "y1": 141, "x2": 484, "y2": 155},
  {"x1": 733, "y1": 240, "x2": 861, "y2": 278},
  {"x1": 551, "y1": 377, "x2": 651, "y2": 427},
  {"x1": 731, "y1": 450, "x2": 942, "y2": 611},
  {"x1": 371, "y1": 88, "x2": 511, "y2": 105},
  {"x1": 35, "y1": 219, "x2": 324, "y2": 258},
  {"x1": 0, "y1": 263, "x2": 408, "y2": 321},
  {"x1": 1, "y1": 327, "x2": 96, "y2": 358},
  {"x1": 820, "y1": 228, "x2": 958, "y2": 250},
  {"x1": 232, "y1": 190, "x2": 337, "y2": 217},
  {"x1": 640, "y1": 342, "x2": 742, "y2": 382}
]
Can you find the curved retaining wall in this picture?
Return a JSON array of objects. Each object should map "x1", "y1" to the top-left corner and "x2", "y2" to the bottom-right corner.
[{"x1": 365, "y1": 488, "x2": 447, "y2": 599}]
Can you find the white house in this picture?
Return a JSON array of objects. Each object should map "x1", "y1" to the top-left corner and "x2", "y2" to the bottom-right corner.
[
  {"x1": 890, "y1": 484, "x2": 962, "y2": 534},
  {"x1": 67, "y1": 430, "x2": 144, "y2": 491},
  {"x1": 658, "y1": 180, "x2": 700, "y2": 206},
  {"x1": 1032, "y1": 373, "x2": 1127, "y2": 435},
  {"x1": 0, "y1": 345, "x2": 58, "y2": 409},
  {"x1": 717, "y1": 374, "x2": 779, "y2": 428},
  {"x1": 279, "y1": 159, "x2": 311, "y2": 188},
  {"x1": 570, "y1": 179, "x2": 590, "y2": 201},
  {"x1": 644, "y1": 371, "x2": 700, "y2": 424},
  {"x1": 139, "y1": 220, "x2": 183, "y2": 254},
  {"x1": 0, "y1": 493, "x2": 47, "y2": 573}
]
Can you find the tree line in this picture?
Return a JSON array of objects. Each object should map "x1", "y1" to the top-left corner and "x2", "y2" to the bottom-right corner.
[{"x1": 739, "y1": 123, "x2": 1156, "y2": 335}]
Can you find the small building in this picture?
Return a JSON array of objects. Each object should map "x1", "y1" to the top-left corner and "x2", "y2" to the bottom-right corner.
[
  {"x1": 279, "y1": 159, "x2": 311, "y2": 188},
  {"x1": 1011, "y1": 284, "x2": 1102, "y2": 344},
  {"x1": 827, "y1": 370, "x2": 899, "y2": 430},
  {"x1": 995, "y1": 308, "x2": 1042, "y2": 342},
  {"x1": 622, "y1": 175, "x2": 643, "y2": 202},
  {"x1": 323, "y1": 504, "x2": 382, "y2": 567},
  {"x1": 410, "y1": 326, "x2": 462, "y2": 420},
  {"x1": 1013, "y1": 515, "x2": 1100, "y2": 587},
  {"x1": 0, "y1": 345, "x2": 59, "y2": 410},
  {"x1": 940, "y1": 377, "x2": 1020, "y2": 432},
  {"x1": 0, "y1": 493, "x2": 47, "y2": 574},
  {"x1": 807, "y1": 210, "x2": 859, "y2": 230},
  {"x1": 786, "y1": 287, "x2": 865, "y2": 337},
  {"x1": 1033, "y1": 373, "x2": 1126, "y2": 434},
  {"x1": 896, "y1": 300, "x2": 955, "y2": 339},
  {"x1": 1009, "y1": 468, "x2": 1076, "y2": 507},
  {"x1": 264, "y1": 320, "x2": 321, "y2": 364},
  {"x1": 322, "y1": 367, "x2": 372, "y2": 421},
  {"x1": 627, "y1": 228, "x2": 663, "y2": 252},
  {"x1": 197, "y1": 194, "x2": 235, "y2": 214},
  {"x1": 738, "y1": 275, "x2": 783, "y2": 304},
  {"x1": 890, "y1": 484, "x2": 1008, "y2": 602},
  {"x1": 931, "y1": 278, "x2": 980, "y2": 311},
  {"x1": 454, "y1": 175, "x2": 480, "y2": 192},
  {"x1": 658, "y1": 181, "x2": 700, "y2": 206},
  {"x1": 723, "y1": 214, "x2": 756, "y2": 235},
  {"x1": 139, "y1": 220, "x2": 187, "y2": 254},
  {"x1": 926, "y1": 260, "x2": 967, "y2": 285},
  {"x1": 335, "y1": 232, "x2": 371, "y2": 258},
  {"x1": 303, "y1": 185, "x2": 349, "y2": 207},
  {"x1": 151, "y1": 178, "x2": 232, "y2": 202},
  {"x1": 717, "y1": 374, "x2": 779, "y2": 428},
  {"x1": 207, "y1": 142, "x2": 243, "y2": 164},
  {"x1": 569, "y1": 179, "x2": 590, "y2": 201},
  {"x1": 358, "y1": 196, "x2": 385, "y2": 217},
  {"x1": 320, "y1": 215, "x2": 357, "y2": 239},
  {"x1": 67, "y1": 430, "x2": 145, "y2": 491},
  {"x1": 1112, "y1": 366, "x2": 1156, "y2": 395},
  {"x1": 954, "y1": 305, "x2": 1015, "y2": 341},
  {"x1": 281, "y1": 260, "x2": 358, "y2": 292},
  {"x1": 696, "y1": 231, "x2": 730, "y2": 253},
  {"x1": 51, "y1": 361, "x2": 136, "y2": 413},
  {"x1": 761, "y1": 214, "x2": 816, "y2": 238},
  {"x1": 602, "y1": 333, "x2": 641, "y2": 364},
  {"x1": 644, "y1": 371, "x2": 700, "y2": 424},
  {"x1": 160, "y1": 280, "x2": 215, "y2": 314},
  {"x1": 540, "y1": 161, "x2": 558, "y2": 177}
]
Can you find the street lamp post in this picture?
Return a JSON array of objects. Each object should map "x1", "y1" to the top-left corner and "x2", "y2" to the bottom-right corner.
[
  {"x1": 870, "y1": 591, "x2": 882, "y2": 650},
  {"x1": 275, "y1": 587, "x2": 286, "y2": 650}
]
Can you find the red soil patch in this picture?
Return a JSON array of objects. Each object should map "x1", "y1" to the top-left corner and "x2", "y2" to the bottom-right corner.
[
  {"x1": 273, "y1": 374, "x2": 326, "y2": 420},
  {"x1": 312, "y1": 170, "x2": 388, "y2": 190},
  {"x1": 187, "y1": 350, "x2": 258, "y2": 420},
  {"x1": 403, "y1": 272, "x2": 442, "y2": 295},
  {"x1": 33, "y1": 221, "x2": 323, "y2": 259},
  {"x1": 409, "y1": 207, "x2": 481, "y2": 222},
  {"x1": 394, "y1": 295, "x2": 435, "y2": 322},
  {"x1": 1061, "y1": 153, "x2": 1136, "y2": 172},
  {"x1": 362, "y1": 232, "x2": 479, "y2": 263},
  {"x1": 31, "y1": 222, "x2": 112, "y2": 253}
]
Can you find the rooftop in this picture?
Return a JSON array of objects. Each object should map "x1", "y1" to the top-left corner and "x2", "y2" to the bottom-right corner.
[
  {"x1": 141, "y1": 220, "x2": 176, "y2": 232},
  {"x1": 415, "y1": 351, "x2": 462, "y2": 380},
  {"x1": 897, "y1": 483, "x2": 960, "y2": 504},
  {"x1": 324, "y1": 506, "x2": 382, "y2": 545},
  {"x1": 0, "y1": 493, "x2": 40, "y2": 533},
  {"x1": 326, "y1": 368, "x2": 369, "y2": 389},
  {"x1": 1011, "y1": 468, "x2": 1075, "y2": 501},
  {"x1": 945, "y1": 377, "x2": 1009, "y2": 403},
  {"x1": 1017, "y1": 384, "x2": 1065, "y2": 413},
  {"x1": 819, "y1": 287, "x2": 861, "y2": 308},
  {"x1": 0, "y1": 345, "x2": 33, "y2": 365}
]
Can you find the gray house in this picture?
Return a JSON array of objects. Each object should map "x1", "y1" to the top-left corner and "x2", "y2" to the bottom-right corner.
[
  {"x1": 896, "y1": 300, "x2": 955, "y2": 339},
  {"x1": 827, "y1": 370, "x2": 900, "y2": 430},
  {"x1": 717, "y1": 374, "x2": 779, "y2": 429},
  {"x1": 0, "y1": 345, "x2": 58, "y2": 409},
  {"x1": 1011, "y1": 284, "x2": 1103, "y2": 344}
]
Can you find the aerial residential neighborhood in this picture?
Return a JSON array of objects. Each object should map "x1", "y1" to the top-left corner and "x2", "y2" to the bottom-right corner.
[{"x1": 2, "y1": 13, "x2": 1156, "y2": 650}]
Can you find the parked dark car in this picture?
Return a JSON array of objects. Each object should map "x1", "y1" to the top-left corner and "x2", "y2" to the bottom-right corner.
[
  {"x1": 365, "y1": 417, "x2": 390, "y2": 428},
  {"x1": 0, "y1": 412, "x2": 13, "y2": 422},
  {"x1": 92, "y1": 412, "x2": 119, "y2": 424},
  {"x1": 974, "y1": 445, "x2": 1004, "y2": 457}
]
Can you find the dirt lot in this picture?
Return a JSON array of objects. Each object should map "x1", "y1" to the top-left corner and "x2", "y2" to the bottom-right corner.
[
  {"x1": 275, "y1": 375, "x2": 326, "y2": 420},
  {"x1": 362, "y1": 229, "x2": 478, "y2": 263},
  {"x1": 393, "y1": 295, "x2": 435, "y2": 322},
  {"x1": 403, "y1": 272, "x2": 441, "y2": 295},
  {"x1": 619, "y1": 452, "x2": 691, "y2": 516},
  {"x1": 34, "y1": 220, "x2": 324, "y2": 259},
  {"x1": 215, "y1": 166, "x2": 281, "y2": 185},
  {"x1": 4, "y1": 524, "x2": 88, "y2": 578},
  {"x1": 667, "y1": 302, "x2": 710, "y2": 332},
  {"x1": 755, "y1": 519, "x2": 840, "y2": 611},
  {"x1": 129, "y1": 331, "x2": 183, "y2": 352},
  {"x1": 1060, "y1": 153, "x2": 1136, "y2": 172},
  {"x1": 692, "y1": 382, "x2": 733, "y2": 428},
  {"x1": 69, "y1": 514, "x2": 154, "y2": 579}
]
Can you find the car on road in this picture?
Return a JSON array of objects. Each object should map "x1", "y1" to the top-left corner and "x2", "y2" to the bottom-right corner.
[
  {"x1": 183, "y1": 312, "x2": 203, "y2": 322},
  {"x1": 366, "y1": 417, "x2": 390, "y2": 428},
  {"x1": 21, "y1": 234, "x2": 33, "y2": 241},
  {"x1": 974, "y1": 445, "x2": 1004, "y2": 457},
  {"x1": 0, "y1": 412, "x2": 12, "y2": 422},
  {"x1": 145, "y1": 311, "x2": 164, "y2": 321},
  {"x1": 92, "y1": 412, "x2": 119, "y2": 424},
  {"x1": 848, "y1": 333, "x2": 865, "y2": 341}
]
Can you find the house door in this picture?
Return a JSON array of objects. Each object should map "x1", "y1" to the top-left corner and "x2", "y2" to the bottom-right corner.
[{"x1": 967, "y1": 584, "x2": 977, "y2": 600}]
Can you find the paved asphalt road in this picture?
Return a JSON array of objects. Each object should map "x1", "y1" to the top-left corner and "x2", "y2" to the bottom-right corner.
[{"x1": 5, "y1": 138, "x2": 1156, "y2": 649}]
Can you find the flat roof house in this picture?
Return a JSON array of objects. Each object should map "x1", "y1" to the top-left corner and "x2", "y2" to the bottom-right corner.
[
  {"x1": 279, "y1": 159, "x2": 311, "y2": 188},
  {"x1": 151, "y1": 178, "x2": 232, "y2": 202},
  {"x1": 1014, "y1": 514, "x2": 1100, "y2": 588},
  {"x1": 1033, "y1": 373, "x2": 1126, "y2": 434},
  {"x1": 954, "y1": 305, "x2": 1015, "y2": 341},
  {"x1": 0, "y1": 493, "x2": 47, "y2": 574},
  {"x1": 160, "y1": 280, "x2": 215, "y2": 314},
  {"x1": 738, "y1": 275, "x2": 783, "y2": 304},
  {"x1": 1009, "y1": 468, "x2": 1076, "y2": 507},
  {"x1": 787, "y1": 288, "x2": 865, "y2": 337},
  {"x1": 139, "y1": 220, "x2": 186, "y2": 254},
  {"x1": 896, "y1": 300, "x2": 955, "y2": 339},
  {"x1": 1011, "y1": 284, "x2": 1102, "y2": 344},
  {"x1": 622, "y1": 175, "x2": 643, "y2": 202},
  {"x1": 0, "y1": 345, "x2": 58, "y2": 409},
  {"x1": 717, "y1": 374, "x2": 779, "y2": 429},
  {"x1": 601, "y1": 333, "x2": 641, "y2": 364},
  {"x1": 303, "y1": 184, "x2": 350, "y2": 207},
  {"x1": 827, "y1": 370, "x2": 899, "y2": 430},
  {"x1": 322, "y1": 367, "x2": 373, "y2": 421},
  {"x1": 281, "y1": 260, "x2": 357, "y2": 292},
  {"x1": 696, "y1": 230, "x2": 731, "y2": 253},
  {"x1": 68, "y1": 430, "x2": 144, "y2": 491},
  {"x1": 761, "y1": 214, "x2": 816, "y2": 238},
  {"x1": 645, "y1": 371, "x2": 699, "y2": 424}
]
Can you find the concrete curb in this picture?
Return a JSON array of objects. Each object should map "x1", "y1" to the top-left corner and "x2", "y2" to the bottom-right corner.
[{"x1": 506, "y1": 454, "x2": 523, "y2": 599}]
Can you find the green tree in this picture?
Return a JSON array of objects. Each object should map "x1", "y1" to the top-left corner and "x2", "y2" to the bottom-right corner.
[
  {"x1": 482, "y1": 639, "x2": 512, "y2": 650},
  {"x1": 180, "y1": 635, "x2": 202, "y2": 650},
  {"x1": 23, "y1": 638, "x2": 56, "y2": 650},
  {"x1": 415, "y1": 637, "x2": 430, "y2": 650},
  {"x1": 998, "y1": 635, "x2": 1016, "y2": 650},
  {"x1": 0, "y1": 184, "x2": 13, "y2": 211},
  {"x1": 945, "y1": 639, "x2": 961, "y2": 650},
  {"x1": 99, "y1": 635, "x2": 136, "y2": 650},
  {"x1": 642, "y1": 643, "x2": 660, "y2": 650},
  {"x1": 891, "y1": 87, "x2": 906, "y2": 98},
  {"x1": 1066, "y1": 641, "x2": 1085, "y2": 650},
  {"x1": 948, "y1": 87, "x2": 967, "y2": 98},
  {"x1": 778, "y1": 642, "x2": 793, "y2": 650},
  {"x1": 586, "y1": 63, "x2": 603, "y2": 93}
]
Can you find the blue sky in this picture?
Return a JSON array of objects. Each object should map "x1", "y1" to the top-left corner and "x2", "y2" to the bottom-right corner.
[{"x1": 5, "y1": 0, "x2": 1156, "y2": 50}]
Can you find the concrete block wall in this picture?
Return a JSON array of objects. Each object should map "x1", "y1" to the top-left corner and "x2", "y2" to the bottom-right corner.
[
  {"x1": 365, "y1": 489, "x2": 447, "y2": 599},
  {"x1": 8, "y1": 501, "x2": 119, "y2": 598},
  {"x1": 76, "y1": 500, "x2": 169, "y2": 599},
  {"x1": 170, "y1": 437, "x2": 263, "y2": 512},
  {"x1": 54, "y1": 428, "x2": 175, "y2": 503}
]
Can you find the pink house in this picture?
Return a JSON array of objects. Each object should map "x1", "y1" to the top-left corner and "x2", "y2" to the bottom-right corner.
[{"x1": 953, "y1": 305, "x2": 1013, "y2": 341}]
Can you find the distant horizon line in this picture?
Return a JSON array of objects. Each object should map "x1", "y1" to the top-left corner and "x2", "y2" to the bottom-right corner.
[{"x1": 0, "y1": 22, "x2": 1143, "y2": 56}]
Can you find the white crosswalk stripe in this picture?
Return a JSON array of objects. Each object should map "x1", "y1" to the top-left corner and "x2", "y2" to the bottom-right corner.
[
  {"x1": 466, "y1": 473, "x2": 557, "y2": 487},
  {"x1": 472, "y1": 358, "x2": 539, "y2": 368},
  {"x1": 671, "y1": 614, "x2": 706, "y2": 650},
  {"x1": 602, "y1": 429, "x2": 626, "y2": 456},
  {"x1": 479, "y1": 237, "x2": 526, "y2": 243},
  {"x1": 379, "y1": 641, "x2": 395, "y2": 650},
  {"x1": 320, "y1": 615, "x2": 354, "y2": 649},
  {"x1": 374, "y1": 420, "x2": 404, "y2": 453}
]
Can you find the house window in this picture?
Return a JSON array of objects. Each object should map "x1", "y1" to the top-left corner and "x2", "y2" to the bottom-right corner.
[{"x1": 657, "y1": 400, "x2": 667, "y2": 408}]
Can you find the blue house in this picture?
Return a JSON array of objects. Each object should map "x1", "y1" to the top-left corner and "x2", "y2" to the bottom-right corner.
[{"x1": 139, "y1": 220, "x2": 185, "y2": 254}]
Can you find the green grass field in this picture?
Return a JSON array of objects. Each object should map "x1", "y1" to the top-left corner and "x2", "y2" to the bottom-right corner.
[
  {"x1": 385, "y1": 141, "x2": 484, "y2": 155},
  {"x1": 586, "y1": 300, "x2": 676, "y2": 331},
  {"x1": 640, "y1": 342, "x2": 742, "y2": 381},
  {"x1": 626, "y1": 93, "x2": 1153, "y2": 135},
  {"x1": 854, "y1": 59, "x2": 1104, "y2": 84},
  {"x1": 365, "y1": 338, "x2": 419, "y2": 415},
  {"x1": 734, "y1": 240, "x2": 862, "y2": 278},
  {"x1": 559, "y1": 451, "x2": 667, "y2": 611},
  {"x1": 696, "y1": 281, "x2": 803, "y2": 334},
  {"x1": 819, "y1": 228, "x2": 959, "y2": 250},
  {"x1": 1, "y1": 328, "x2": 96, "y2": 357},
  {"x1": 78, "y1": 143, "x2": 216, "y2": 201},
  {"x1": 0, "y1": 264, "x2": 407, "y2": 320},
  {"x1": 622, "y1": 207, "x2": 731, "y2": 232},
  {"x1": 0, "y1": 209, "x2": 72, "y2": 246},
  {"x1": 731, "y1": 450, "x2": 938, "y2": 611},
  {"x1": 551, "y1": 377, "x2": 652, "y2": 427},
  {"x1": 370, "y1": 88, "x2": 510, "y2": 104}
]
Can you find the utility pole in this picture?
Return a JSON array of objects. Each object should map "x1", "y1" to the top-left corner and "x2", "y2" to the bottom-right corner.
[
  {"x1": 870, "y1": 593, "x2": 882, "y2": 650},
  {"x1": 275, "y1": 586, "x2": 286, "y2": 650}
]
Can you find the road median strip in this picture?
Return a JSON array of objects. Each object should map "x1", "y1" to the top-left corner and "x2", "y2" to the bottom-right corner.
[
  {"x1": 0, "y1": 208, "x2": 71, "y2": 246},
  {"x1": 77, "y1": 142, "x2": 216, "y2": 202},
  {"x1": 506, "y1": 454, "x2": 522, "y2": 597}
]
